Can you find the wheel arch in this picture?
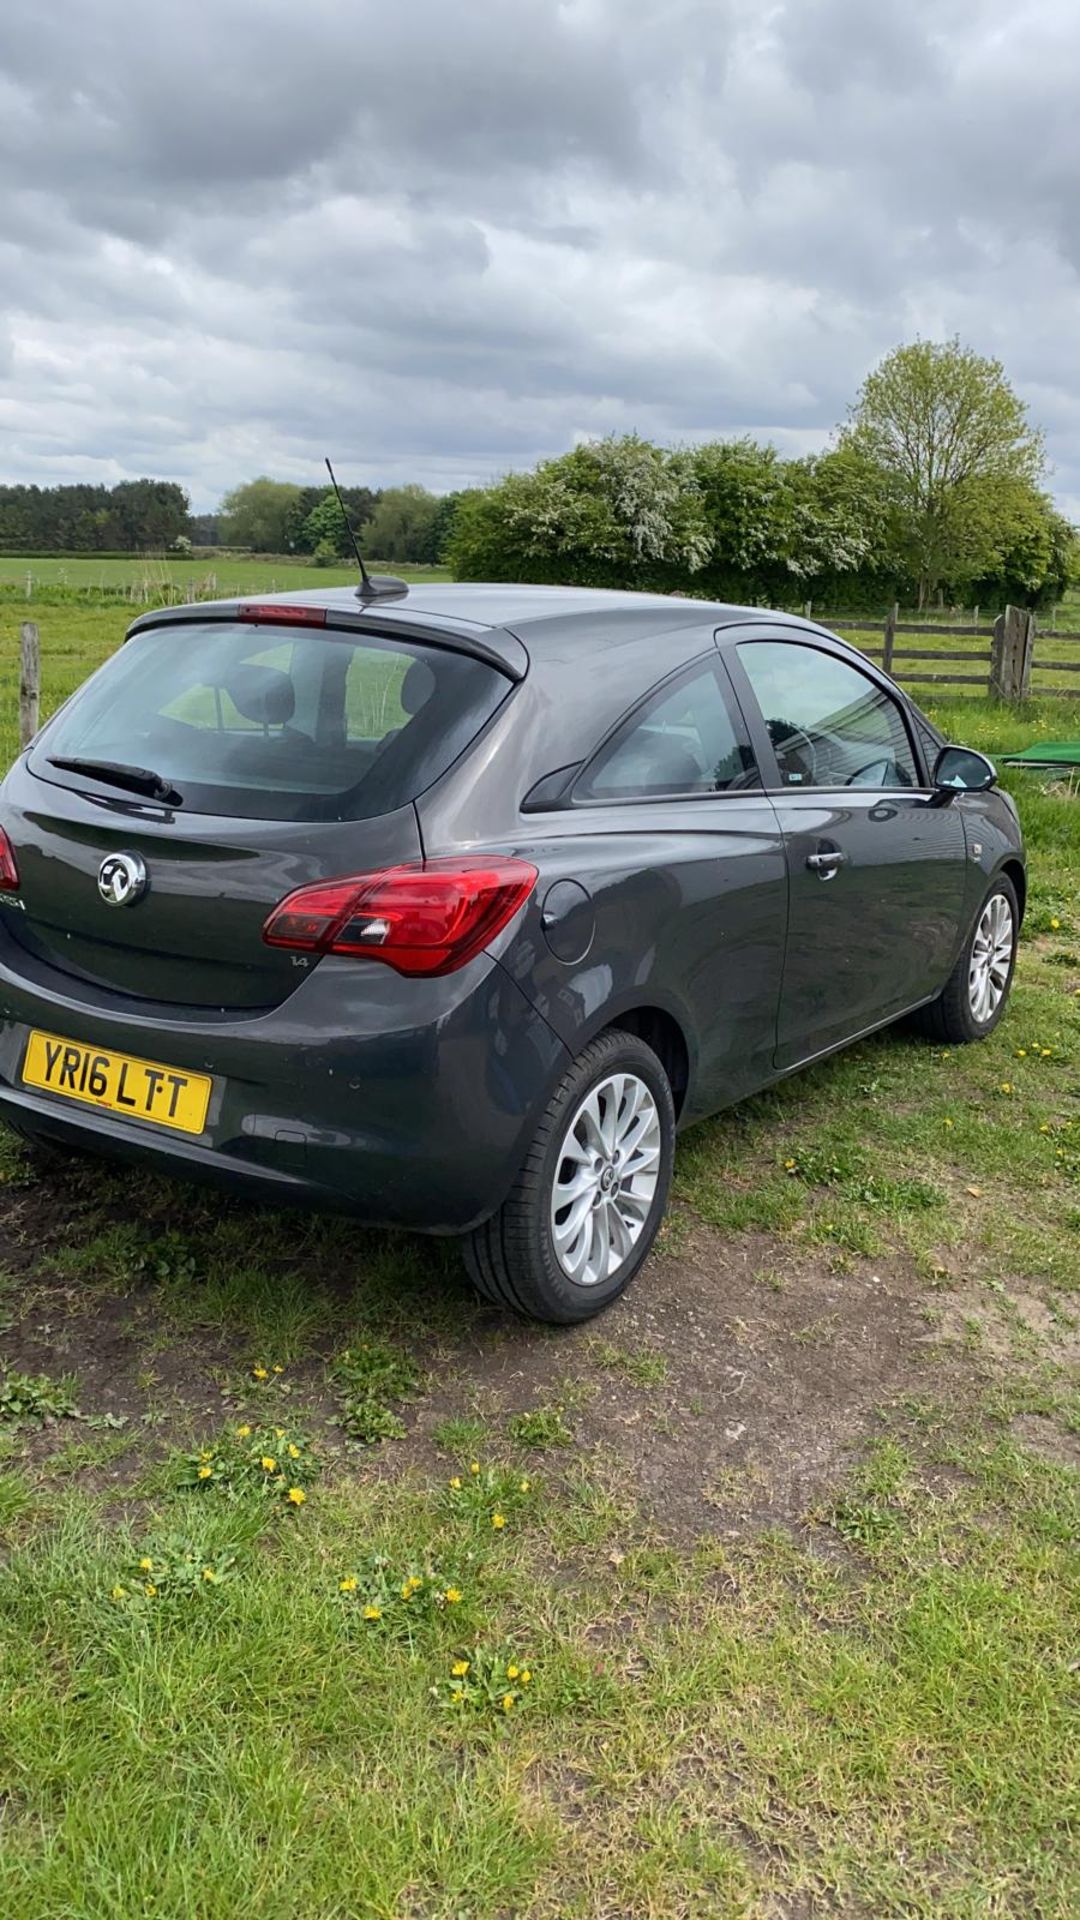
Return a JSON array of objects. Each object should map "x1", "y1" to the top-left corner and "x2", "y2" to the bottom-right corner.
[
  {"x1": 999, "y1": 857, "x2": 1026, "y2": 924},
  {"x1": 599, "y1": 1004, "x2": 691, "y2": 1119}
]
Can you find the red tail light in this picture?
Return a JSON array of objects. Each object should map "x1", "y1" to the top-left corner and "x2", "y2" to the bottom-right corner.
[
  {"x1": 0, "y1": 826, "x2": 19, "y2": 891},
  {"x1": 263, "y1": 857, "x2": 538, "y2": 976}
]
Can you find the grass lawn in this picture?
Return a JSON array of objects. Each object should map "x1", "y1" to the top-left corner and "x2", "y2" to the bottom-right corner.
[
  {"x1": 0, "y1": 610, "x2": 1077, "y2": 1916},
  {"x1": 0, "y1": 553, "x2": 450, "y2": 599}
]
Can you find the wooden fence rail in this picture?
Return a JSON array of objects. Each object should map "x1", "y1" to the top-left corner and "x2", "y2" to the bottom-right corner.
[{"x1": 827, "y1": 603, "x2": 1080, "y2": 700}]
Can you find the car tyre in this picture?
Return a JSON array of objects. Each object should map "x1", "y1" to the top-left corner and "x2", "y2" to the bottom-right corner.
[
  {"x1": 912, "y1": 873, "x2": 1019, "y2": 1045},
  {"x1": 3, "y1": 1119, "x2": 87, "y2": 1171},
  {"x1": 463, "y1": 1027, "x2": 676, "y2": 1324}
]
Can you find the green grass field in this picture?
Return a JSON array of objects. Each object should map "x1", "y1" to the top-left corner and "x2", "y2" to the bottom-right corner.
[
  {"x1": 0, "y1": 553, "x2": 450, "y2": 600},
  {"x1": 0, "y1": 597, "x2": 1077, "y2": 1917}
]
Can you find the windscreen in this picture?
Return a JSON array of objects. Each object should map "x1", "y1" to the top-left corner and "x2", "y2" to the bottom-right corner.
[{"x1": 33, "y1": 621, "x2": 509, "y2": 822}]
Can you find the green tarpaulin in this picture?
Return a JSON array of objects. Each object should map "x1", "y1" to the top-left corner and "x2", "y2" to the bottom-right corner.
[{"x1": 1001, "y1": 740, "x2": 1080, "y2": 770}]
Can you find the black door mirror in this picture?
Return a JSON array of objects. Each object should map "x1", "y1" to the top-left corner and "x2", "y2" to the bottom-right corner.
[{"x1": 931, "y1": 745, "x2": 997, "y2": 797}]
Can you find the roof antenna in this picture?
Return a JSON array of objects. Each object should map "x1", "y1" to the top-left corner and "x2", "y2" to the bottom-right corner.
[{"x1": 324, "y1": 458, "x2": 408, "y2": 602}]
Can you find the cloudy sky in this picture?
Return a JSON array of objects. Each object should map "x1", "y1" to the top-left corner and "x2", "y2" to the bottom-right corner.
[{"x1": 2, "y1": 0, "x2": 1079, "y2": 514}]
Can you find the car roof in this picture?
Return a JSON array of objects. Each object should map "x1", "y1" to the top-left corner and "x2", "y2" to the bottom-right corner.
[{"x1": 129, "y1": 581, "x2": 815, "y2": 683}]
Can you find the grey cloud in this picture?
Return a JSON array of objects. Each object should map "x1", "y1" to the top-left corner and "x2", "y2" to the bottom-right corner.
[{"x1": 0, "y1": 0, "x2": 1077, "y2": 513}]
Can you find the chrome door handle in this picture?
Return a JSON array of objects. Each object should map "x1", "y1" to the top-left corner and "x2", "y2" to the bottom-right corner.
[{"x1": 806, "y1": 850, "x2": 847, "y2": 877}]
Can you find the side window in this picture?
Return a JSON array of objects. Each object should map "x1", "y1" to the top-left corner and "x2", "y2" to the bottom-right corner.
[
  {"x1": 575, "y1": 662, "x2": 759, "y2": 802},
  {"x1": 737, "y1": 642, "x2": 918, "y2": 791}
]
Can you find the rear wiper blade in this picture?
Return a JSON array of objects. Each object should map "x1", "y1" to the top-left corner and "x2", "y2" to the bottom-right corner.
[{"x1": 47, "y1": 757, "x2": 183, "y2": 806}]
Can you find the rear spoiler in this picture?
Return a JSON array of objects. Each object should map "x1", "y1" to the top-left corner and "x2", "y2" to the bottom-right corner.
[{"x1": 125, "y1": 599, "x2": 529, "y2": 682}]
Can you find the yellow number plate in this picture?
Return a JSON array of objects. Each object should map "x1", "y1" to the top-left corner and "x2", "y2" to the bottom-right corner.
[{"x1": 22, "y1": 1030, "x2": 213, "y2": 1136}]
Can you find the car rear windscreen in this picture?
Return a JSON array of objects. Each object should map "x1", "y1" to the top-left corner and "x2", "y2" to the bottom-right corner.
[{"x1": 33, "y1": 621, "x2": 510, "y2": 822}]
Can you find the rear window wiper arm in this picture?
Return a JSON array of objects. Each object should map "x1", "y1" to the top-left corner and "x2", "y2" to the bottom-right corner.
[{"x1": 47, "y1": 756, "x2": 183, "y2": 806}]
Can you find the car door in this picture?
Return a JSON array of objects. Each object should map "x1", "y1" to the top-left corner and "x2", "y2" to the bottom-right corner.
[
  {"x1": 727, "y1": 631, "x2": 967, "y2": 1070},
  {"x1": 509, "y1": 653, "x2": 789, "y2": 1118}
]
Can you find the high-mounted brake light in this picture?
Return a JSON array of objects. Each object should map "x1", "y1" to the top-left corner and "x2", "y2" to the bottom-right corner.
[
  {"x1": 237, "y1": 604, "x2": 327, "y2": 626},
  {"x1": 263, "y1": 857, "x2": 538, "y2": 977},
  {"x1": 0, "y1": 826, "x2": 19, "y2": 892}
]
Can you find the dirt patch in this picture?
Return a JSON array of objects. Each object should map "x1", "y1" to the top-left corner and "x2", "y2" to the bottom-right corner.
[
  {"x1": 405, "y1": 1219, "x2": 975, "y2": 1537},
  {"x1": 1010, "y1": 1412, "x2": 1080, "y2": 1469},
  {"x1": 0, "y1": 1157, "x2": 1069, "y2": 1533},
  {"x1": 920, "y1": 1284, "x2": 1080, "y2": 1368}
]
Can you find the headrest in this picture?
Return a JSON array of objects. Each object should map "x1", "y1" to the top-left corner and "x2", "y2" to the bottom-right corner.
[
  {"x1": 226, "y1": 665, "x2": 295, "y2": 727},
  {"x1": 400, "y1": 659, "x2": 435, "y2": 715}
]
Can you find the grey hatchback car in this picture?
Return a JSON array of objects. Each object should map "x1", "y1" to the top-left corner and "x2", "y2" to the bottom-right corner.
[{"x1": 0, "y1": 582, "x2": 1024, "y2": 1321}]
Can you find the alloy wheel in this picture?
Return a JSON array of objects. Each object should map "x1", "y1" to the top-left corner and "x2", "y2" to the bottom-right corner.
[
  {"x1": 968, "y1": 892, "x2": 1014, "y2": 1025},
  {"x1": 549, "y1": 1071, "x2": 663, "y2": 1286}
]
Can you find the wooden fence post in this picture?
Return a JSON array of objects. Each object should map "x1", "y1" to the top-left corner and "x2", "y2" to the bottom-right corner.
[
  {"x1": 19, "y1": 620, "x2": 41, "y2": 747},
  {"x1": 989, "y1": 605, "x2": 1034, "y2": 702},
  {"x1": 882, "y1": 602, "x2": 898, "y2": 674},
  {"x1": 1018, "y1": 608, "x2": 1035, "y2": 699},
  {"x1": 990, "y1": 610, "x2": 1008, "y2": 699}
]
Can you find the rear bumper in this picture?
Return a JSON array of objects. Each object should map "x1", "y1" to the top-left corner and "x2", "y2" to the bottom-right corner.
[{"x1": 0, "y1": 939, "x2": 569, "y2": 1231}]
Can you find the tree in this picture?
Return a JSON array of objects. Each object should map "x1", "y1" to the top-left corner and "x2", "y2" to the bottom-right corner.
[
  {"x1": 219, "y1": 478, "x2": 303, "y2": 553},
  {"x1": 841, "y1": 340, "x2": 1046, "y2": 607},
  {"x1": 429, "y1": 490, "x2": 467, "y2": 564},
  {"x1": 362, "y1": 485, "x2": 442, "y2": 564},
  {"x1": 447, "y1": 435, "x2": 872, "y2": 597},
  {"x1": 300, "y1": 492, "x2": 357, "y2": 559},
  {"x1": 449, "y1": 438, "x2": 709, "y2": 587}
]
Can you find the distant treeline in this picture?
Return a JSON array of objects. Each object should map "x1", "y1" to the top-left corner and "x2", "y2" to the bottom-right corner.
[
  {"x1": 0, "y1": 478, "x2": 458, "y2": 566},
  {"x1": 0, "y1": 481, "x2": 191, "y2": 553}
]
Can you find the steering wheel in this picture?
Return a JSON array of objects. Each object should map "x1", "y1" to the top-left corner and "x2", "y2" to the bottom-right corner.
[
  {"x1": 771, "y1": 722, "x2": 818, "y2": 786},
  {"x1": 845, "y1": 758, "x2": 892, "y2": 788}
]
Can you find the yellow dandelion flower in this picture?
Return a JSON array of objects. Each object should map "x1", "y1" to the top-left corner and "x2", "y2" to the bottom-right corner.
[
  {"x1": 261, "y1": 1455, "x2": 277, "y2": 1472},
  {"x1": 236, "y1": 1423, "x2": 251, "y2": 1438},
  {"x1": 197, "y1": 1465, "x2": 213, "y2": 1480},
  {"x1": 401, "y1": 1580, "x2": 413, "y2": 1598},
  {"x1": 287, "y1": 1487, "x2": 306, "y2": 1506},
  {"x1": 339, "y1": 1576, "x2": 358, "y2": 1593},
  {"x1": 1016, "y1": 1048, "x2": 1027, "y2": 1058},
  {"x1": 469, "y1": 1461, "x2": 481, "y2": 1475},
  {"x1": 272, "y1": 1365, "x2": 283, "y2": 1374},
  {"x1": 253, "y1": 1365, "x2": 269, "y2": 1381},
  {"x1": 111, "y1": 1585, "x2": 126, "y2": 1600},
  {"x1": 138, "y1": 1556, "x2": 154, "y2": 1572},
  {"x1": 1041, "y1": 1048, "x2": 1053, "y2": 1058},
  {"x1": 520, "y1": 1669, "x2": 531, "y2": 1685},
  {"x1": 199, "y1": 1449, "x2": 213, "y2": 1462},
  {"x1": 444, "y1": 1587, "x2": 463, "y2": 1604},
  {"x1": 449, "y1": 1475, "x2": 462, "y2": 1490},
  {"x1": 502, "y1": 1692, "x2": 515, "y2": 1712},
  {"x1": 450, "y1": 1687, "x2": 465, "y2": 1704},
  {"x1": 275, "y1": 1427, "x2": 285, "y2": 1440},
  {"x1": 1039, "y1": 1123, "x2": 1051, "y2": 1134},
  {"x1": 999, "y1": 1083, "x2": 1013, "y2": 1095},
  {"x1": 1051, "y1": 917, "x2": 1061, "y2": 929},
  {"x1": 492, "y1": 1512, "x2": 506, "y2": 1530},
  {"x1": 783, "y1": 1157, "x2": 796, "y2": 1171},
  {"x1": 943, "y1": 1118, "x2": 954, "y2": 1129},
  {"x1": 519, "y1": 1479, "x2": 530, "y2": 1492},
  {"x1": 202, "y1": 1567, "x2": 218, "y2": 1582},
  {"x1": 451, "y1": 1659, "x2": 470, "y2": 1677},
  {"x1": 363, "y1": 1605, "x2": 382, "y2": 1621},
  {"x1": 507, "y1": 1664, "x2": 519, "y2": 1680},
  {"x1": 288, "y1": 1443, "x2": 300, "y2": 1459},
  {"x1": 144, "y1": 1583, "x2": 157, "y2": 1597}
]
